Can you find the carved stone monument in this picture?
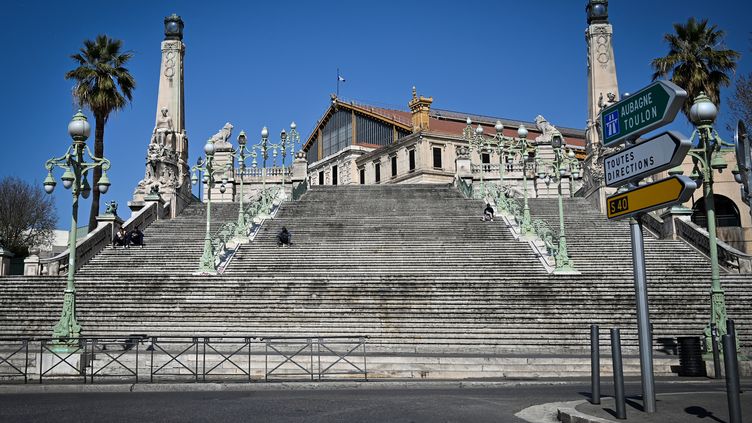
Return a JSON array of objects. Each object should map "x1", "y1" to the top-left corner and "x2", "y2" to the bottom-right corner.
[
  {"x1": 130, "y1": 14, "x2": 192, "y2": 218},
  {"x1": 582, "y1": 0, "x2": 620, "y2": 212}
]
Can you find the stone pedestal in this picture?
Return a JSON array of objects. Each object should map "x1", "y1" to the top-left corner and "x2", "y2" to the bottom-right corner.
[
  {"x1": 0, "y1": 246, "x2": 13, "y2": 276},
  {"x1": 23, "y1": 252, "x2": 40, "y2": 276},
  {"x1": 96, "y1": 213, "x2": 125, "y2": 241},
  {"x1": 660, "y1": 205, "x2": 693, "y2": 240},
  {"x1": 455, "y1": 146, "x2": 472, "y2": 184},
  {"x1": 292, "y1": 152, "x2": 308, "y2": 184}
]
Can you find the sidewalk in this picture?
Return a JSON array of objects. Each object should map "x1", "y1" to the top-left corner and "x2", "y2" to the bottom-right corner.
[{"x1": 561, "y1": 390, "x2": 750, "y2": 422}]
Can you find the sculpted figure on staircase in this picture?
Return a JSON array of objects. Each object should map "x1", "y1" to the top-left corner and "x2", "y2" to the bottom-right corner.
[
  {"x1": 152, "y1": 107, "x2": 176, "y2": 150},
  {"x1": 210, "y1": 122, "x2": 234, "y2": 148},
  {"x1": 534, "y1": 115, "x2": 558, "y2": 144}
]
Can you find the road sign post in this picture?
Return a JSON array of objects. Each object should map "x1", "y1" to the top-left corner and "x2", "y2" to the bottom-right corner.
[
  {"x1": 598, "y1": 80, "x2": 692, "y2": 415},
  {"x1": 600, "y1": 80, "x2": 687, "y2": 148}
]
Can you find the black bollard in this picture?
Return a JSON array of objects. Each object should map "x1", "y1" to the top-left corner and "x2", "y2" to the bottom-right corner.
[
  {"x1": 727, "y1": 319, "x2": 736, "y2": 339},
  {"x1": 710, "y1": 323, "x2": 722, "y2": 379},
  {"x1": 611, "y1": 328, "x2": 626, "y2": 420},
  {"x1": 722, "y1": 334, "x2": 742, "y2": 423},
  {"x1": 591, "y1": 325, "x2": 601, "y2": 404}
]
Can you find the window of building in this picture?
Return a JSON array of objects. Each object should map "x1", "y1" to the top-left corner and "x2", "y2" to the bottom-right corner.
[
  {"x1": 331, "y1": 165, "x2": 338, "y2": 185},
  {"x1": 432, "y1": 147, "x2": 442, "y2": 169},
  {"x1": 318, "y1": 171, "x2": 324, "y2": 185},
  {"x1": 482, "y1": 153, "x2": 491, "y2": 164},
  {"x1": 391, "y1": 155, "x2": 397, "y2": 177},
  {"x1": 374, "y1": 162, "x2": 381, "y2": 183},
  {"x1": 408, "y1": 149, "x2": 416, "y2": 172},
  {"x1": 359, "y1": 167, "x2": 365, "y2": 184}
]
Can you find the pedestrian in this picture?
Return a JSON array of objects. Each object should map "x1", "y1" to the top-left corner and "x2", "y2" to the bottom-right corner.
[
  {"x1": 128, "y1": 228, "x2": 144, "y2": 248},
  {"x1": 113, "y1": 227, "x2": 128, "y2": 248},
  {"x1": 277, "y1": 226, "x2": 292, "y2": 247},
  {"x1": 482, "y1": 203, "x2": 495, "y2": 222}
]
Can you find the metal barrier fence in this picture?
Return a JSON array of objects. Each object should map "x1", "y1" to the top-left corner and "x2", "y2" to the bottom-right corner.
[{"x1": 0, "y1": 335, "x2": 368, "y2": 384}]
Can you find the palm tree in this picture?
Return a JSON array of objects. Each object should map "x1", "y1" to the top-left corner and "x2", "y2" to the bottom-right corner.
[
  {"x1": 652, "y1": 17, "x2": 739, "y2": 119},
  {"x1": 66, "y1": 34, "x2": 136, "y2": 231}
]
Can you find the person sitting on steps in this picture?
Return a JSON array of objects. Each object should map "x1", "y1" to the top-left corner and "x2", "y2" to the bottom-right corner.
[
  {"x1": 128, "y1": 228, "x2": 144, "y2": 248},
  {"x1": 277, "y1": 227, "x2": 292, "y2": 247},
  {"x1": 482, "y1": 203, "x2": 495, "y2": 222},
  {"x1": 113, "y1": 228, "x2": 128, "y2": 248}
]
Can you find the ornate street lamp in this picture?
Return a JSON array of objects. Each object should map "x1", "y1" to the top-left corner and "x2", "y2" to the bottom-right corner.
[
  {"x1": 250, "y1": 127, "x2": 270, "y2": 190},
  {"x1": 43, "y1": 110, "x2": 112, "y2": 347},
  {"x1": 536, "y1": 132, "x2": 580, "y2": 273},
  {"x1": 463, "y1": 119, "x2": 496, "y2": 196},
  {"x1": 231, "y1": 131, "x2": 252, "y2": 241},
  {"x1": 191, "y1": 138, "x2": 228, "y2": 274},
  {"x1": 687, "y1": 92, "x2": 734, "y2": 350},
  {"x1": 507, "y1": 124, "x2": 535, "y2": 238}
]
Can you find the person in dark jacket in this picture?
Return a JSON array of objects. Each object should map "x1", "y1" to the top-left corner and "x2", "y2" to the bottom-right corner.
[
  {"x1": 482, "y1": 203, "x2": 495, "y2": 222},
  {"x1": 128, "y1": 228, "x2": 144, "y2": 248},
  {"x1": 277, "y1": 227, "x2": 292, "y2": 247}
]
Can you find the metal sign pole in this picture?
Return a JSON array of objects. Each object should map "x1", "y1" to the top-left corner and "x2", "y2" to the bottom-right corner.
[{"x1": 629, "y1": 213, "x2": 656, "y2": 413}]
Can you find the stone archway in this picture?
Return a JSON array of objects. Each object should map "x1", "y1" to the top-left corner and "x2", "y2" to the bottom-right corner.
[{"x1": 692, "y1": 194, "x2": 745, "y2": 252}]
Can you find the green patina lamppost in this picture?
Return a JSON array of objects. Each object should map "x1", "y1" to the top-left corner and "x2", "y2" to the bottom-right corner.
[
  {"x1": 264, "y1": 122, "x2": 300, "y2": 199},
  {"x1": 232, "y1": 130, "x2": 251, "y2": 241},
  {"x1": 43, "y1": 110, "x2": 112, "y2": 347},
  {"x1": 463, "y1": 118, "x2": 496, "y2": 197},
  {"x1": 686, "y1": 92, "x2": 734, "y2": 350},
  {"x1": 191, "y1": 137, "x2": 228, "y2": 274},
  {"x1": 506, "y1": 124, "x2": 535, "y2": 238},
  {"x1": 250, "y1": 126, "x2": 270, "y2": 191},
  {"x1": 535, "y1": 131, "x2": 580, "y2": 273}
]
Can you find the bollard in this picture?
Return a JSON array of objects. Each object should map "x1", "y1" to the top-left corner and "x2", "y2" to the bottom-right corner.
[
  {"x1": 591, "y1": 325, "x2": 601, "y2": 404},
  {"x1": 722, "y1": 334, "x2": 742, "y2": 423},
  {"x1": 611, "y1": 328, "x2": 626, "y2": 420},
  {"x1": 710, "y1": 323, "x2": 722, "y2": 379},
  {"x1": 727, "y1": 319, "x2": 736, "y2": 339}
]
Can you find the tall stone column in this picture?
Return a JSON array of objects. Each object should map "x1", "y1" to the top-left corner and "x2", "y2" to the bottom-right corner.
[
  {"x1": 582, "y1": 0, "x2": 619, "y2": 212},
  {"x1": 130, "y1": 14, "x2": 192, "y2": 218}
]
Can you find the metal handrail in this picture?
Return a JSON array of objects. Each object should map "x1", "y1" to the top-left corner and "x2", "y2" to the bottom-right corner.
[
  {"x1": 454, "y1": 176, "x2": 473, "y2": 199},
  {"x1": 0, "y1": 335, "x2": 369, "y2": 384}
]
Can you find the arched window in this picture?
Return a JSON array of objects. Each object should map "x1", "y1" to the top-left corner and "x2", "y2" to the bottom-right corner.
[{"x1": 691, "y1": 195, "x2": 741, "y2": 227}]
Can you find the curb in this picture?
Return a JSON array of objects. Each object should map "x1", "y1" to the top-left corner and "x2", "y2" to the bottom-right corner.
[
  {"x1": 0, "y1": 377, "x2": 726, "y2": 395},
  {"x1": 557, "y1": 401, "x2": 617, "y2": 423}
]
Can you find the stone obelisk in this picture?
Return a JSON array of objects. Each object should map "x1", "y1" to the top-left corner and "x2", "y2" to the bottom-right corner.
[
  {"x1": 582, "y1": 0, "x2": 619, "y2": 212},
  {"x1": 130, "y1": 14, "x2": 192, "y2": 218}
]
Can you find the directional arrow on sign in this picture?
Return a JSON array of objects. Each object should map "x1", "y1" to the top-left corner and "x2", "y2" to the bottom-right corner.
[
  {"x1": 606, "y1": 175, "x2": 697, "y2": 220},
  {"x1": 603, "y1": 131, "x2": 691, "y2": 188},
  {"x1": 600, "y1": 80, "x2": 688, "y2": 148}
]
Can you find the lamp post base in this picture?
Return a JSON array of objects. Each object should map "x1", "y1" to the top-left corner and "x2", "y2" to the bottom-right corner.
[
  {"x1": 51, "y1": 289, "x2": 81, "y2": 350},
  {"x1": 198, "y1": 235, "x2": 215, "y2": 274}
]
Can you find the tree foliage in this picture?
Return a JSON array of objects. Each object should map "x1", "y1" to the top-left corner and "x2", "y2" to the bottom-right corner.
[
  {"x1": 65, "y1": 34, "x2": 135, "y2": 232},
  {"x1": 651, "y1": 17, "x2": 740, "y2": 119},
  {"x1": 727, "y1": 38, "x2": 752, "y2": 132},
  {"x1": 0, "y1": 177, "x2": 57, "y2": 256}
]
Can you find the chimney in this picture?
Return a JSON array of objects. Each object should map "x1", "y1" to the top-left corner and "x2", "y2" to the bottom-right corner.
[{"x1": 408, "y1": 86, "x2": 433, "y2": 133}]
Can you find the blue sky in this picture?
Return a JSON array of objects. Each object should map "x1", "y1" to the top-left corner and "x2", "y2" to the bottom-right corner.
[{"x1": 1, "y1": 1, "x2": 750, "y2": 229}]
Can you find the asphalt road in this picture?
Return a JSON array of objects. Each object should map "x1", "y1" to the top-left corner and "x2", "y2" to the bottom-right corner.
[
  {"x1": 0, "y1": 384, "x2": 582, "y2": 423},
  {"x1": 0, "y1": 380, "x2": 744, "y2": 423}
]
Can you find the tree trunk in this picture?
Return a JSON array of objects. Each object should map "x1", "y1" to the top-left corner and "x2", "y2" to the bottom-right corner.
[{"x1": 87, "y1": 114, "x2": 106, "y2": 232}]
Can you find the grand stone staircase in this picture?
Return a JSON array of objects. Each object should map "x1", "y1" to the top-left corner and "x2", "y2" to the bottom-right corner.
[{"x1": 0, "y1": 184, "x2": 750, "y2": 378}]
